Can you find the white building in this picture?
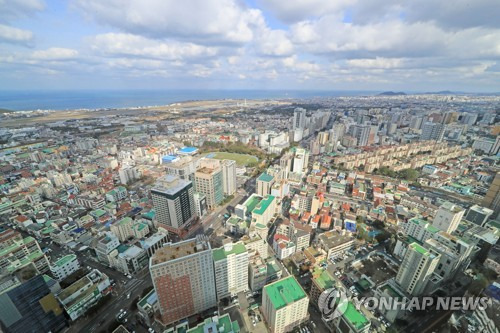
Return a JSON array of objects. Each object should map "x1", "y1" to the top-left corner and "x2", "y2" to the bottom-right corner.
[
  {"x1": 50, "y1": 254, "x2": 80, "y2": 281},
  {"x1": 396, "y1": 242, "x2": 440, "y2": 296},
  {"x1": 213, "y1": 242, "x2": 249, "y2": 299},
  {"x1": 221, "y1": 159, "x2": 237, "y2": 196},
  {"x1": 433, "y1": 201, "x2": 465, "y2": 234},
  {"x1": 119, "y1": 166, "x2": 140, "y2": 185}
]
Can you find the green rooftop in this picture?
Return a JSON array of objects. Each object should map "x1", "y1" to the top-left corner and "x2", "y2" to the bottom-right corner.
[
  {"x1": 343, "y1": 301, "x2": 369, "y2": 330},
  {"x1": 54, "y1": 254, "x2": 77, "y2": 267},
  {"x1": 213, "y1": 243, "x2": 247, "y2": 261},
  {"x1": 244, "y1": 195, "x2": 262, "y2": 212},
  {"x1": 187, "y1": 313, "x2": 240, "y2": 333},
  {"x1": 409, "y1": 242, "x2": 430, "y2": 256},
  {"x1": 253, "y1": 195, "x2": 275, "y2": 216},
  {"x1": 264, "y1": 276, "x2": 306, "y2": 310},
  {"x1": 117, "y1": 216, "x2": 132, "y2": 225},
  {"x1": 312, "y1": 267, "x2": 335, "y2": 290},
  {"x1": 258, "y1": 173, "x2": 274, "y2": 183}
]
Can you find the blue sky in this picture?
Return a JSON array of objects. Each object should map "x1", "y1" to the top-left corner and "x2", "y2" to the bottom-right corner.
[{"x1": 0, "y1": 0, "x2": 499, "y2": 92}]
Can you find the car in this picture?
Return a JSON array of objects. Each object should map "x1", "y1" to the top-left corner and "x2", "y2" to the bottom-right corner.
[
  {"x1": 127, "y1": 274, "x2": 132, "y2": 279},
  {"x1": 148, "y1": 328, "x2": 155, "y2": 333},
  {"x1": 126, "y1": 293, "x2": 131, "y2": 299}
]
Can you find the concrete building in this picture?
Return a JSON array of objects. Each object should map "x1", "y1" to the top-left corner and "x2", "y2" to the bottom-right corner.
[
  {"x1": 351, "y1": 124, "x2": 371, "y2": 147},
  {"x1": 95, "y1": 232, "x2": 120, "y2": 264},
  {"x1": 150, "y1": 237, "x2": 217, "y2": 326},
  {"x1": 213, "y1": 242, "x2": 249, "y2": 299},
  {"x1": 57, "y1": 269, "x2": 111, "y2": 321},
  {"x1": 193, "y1": 192, "x2": 208, "y2": 218},
  {"x1": 165, "y1": 156, "x2": 197, "y2": 182},
  {"x1": 195, "y1": 160, "x2": 224, "y2": 210},
  {"x1": 0, "y1": 235, "x2": 50, "y2": 277},
  {"x1": 110, "y1": 216, "x2": 134, "y2": 242},
  {"x1": 251, "y1": 195, "x2": 276, "y2": 226},
  {"x1": 138, "y1": 232, "x2": 169, "y2": 257},
  {"x1": 186, "y1": 313, "x2": 240, "y2": 333},
  {"x1": 110, "y1": 245, "x2": 149, "y2": 274},
  {"x1": 105, "y1": 186, "x2": 128, "y2": 202},
  {"x1": 262, "y1": 276, "x2": 309, "y2": 333},
  {"x1": 465, "y1": 205, "x2": 494, "y2": 227},
  {"x1": 328, "y1": 301, "x2": 370, "y2": 333},
  {"x1": 221, "y1": 159, "x2": 237, "y2": 196},
  {"x1": 118, "y1": 166, "x2": 140, "y2": 185},
  {"x1": 318, "y1": 230, "x2": 355, "y2": 260},
  {"x1": 421, "y1": 122, "x2": 445, "y2": 141},
  {"x1": 483, "y1": 172, "x2": 500, "y2": 219},
  {"x1": 257, "y1": 173, "x2": 275, "y2": 197},
  {"x1": 433, "y1": 201, "x2": 465, "y2": 234},
  {"x1": 50, "y1": 254, "x2": 80, "y2": 281},
  {"x1": 151, "y1": 175, "x2": 196, "y2": 234},
  {"x1": 396, "y1": 242, "x2": 440, "y2": 296}
]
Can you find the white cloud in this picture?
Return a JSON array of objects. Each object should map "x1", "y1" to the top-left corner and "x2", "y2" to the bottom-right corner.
[
  {"x1": 256, "y1": 29, "x2": 293, "y2": 56},
  {"x1": 89, "y1": 33, "x2": 218, "y2": 60},
  {"x1": 32, "y1": 47, "x2": 79, "y2": 60},
  {"x1": 0, "y1": 0, "x2": 45, "y2": 22},
  {"x1": 74, "y1": 0, "x2": 266, "y2": 45},
  {"x1": 257, "y1": 0, "x2": 350, "y2": 23},
  {"x1": 0, "y1": 23, "x2": 33, "y2": 45}
]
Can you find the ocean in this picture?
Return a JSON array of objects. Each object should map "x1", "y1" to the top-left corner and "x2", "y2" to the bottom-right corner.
[{"x1": 0, "y1": 89, "x2": 377, "y2": 112}]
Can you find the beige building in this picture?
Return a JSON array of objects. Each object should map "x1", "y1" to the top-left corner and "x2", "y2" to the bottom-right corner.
[
  {"x1": 262, "y1": 276, "x2": 309, "y2": 333},
  {"x1": 221, "y1": 159, "x2": 237, "y2": 196},
  {"x1": 195, "y1": 159, "x2": 224, "y2": 209}
]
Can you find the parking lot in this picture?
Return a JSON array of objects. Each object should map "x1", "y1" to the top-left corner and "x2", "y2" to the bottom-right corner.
[{"x1": 356, "y1": 256, "x2": 397, "y2": 285}]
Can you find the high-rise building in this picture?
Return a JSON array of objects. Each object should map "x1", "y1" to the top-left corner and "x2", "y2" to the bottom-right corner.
[
  {"x1": 257, "y1": 172, "x2": 275, "y2": 196},
  {"x1": 221, "y1": 159, "x2": 237, "y2": 196},
  {"x1": 432, "y1": 201, "x2": 465, "y2": 234},
  {"x1": 410, "y1": 116, "x2": 423, "y2": 130},
  {"x1": 195, "y1": 159, "x2": 224, "y2": 210},
  {"x1": 213, "y1": 242, "x2": 249, "y2": 300},
  {"x1": 465, "y1": 205, "x2": 494, "y2": 226},
  {"x1": 420, "y1": 122, "x2": 445, "y2": 141},
  {"x1": 292, "y1": 148, "x2": 309, "y2": 174},
  {"x1": 483, "y1": 172, "x2": 500, "y2": 219},
  {"x1": 119, "y1": 165, "x2": 140, "y2": 185},
  {"x1": 351, "y1": 124, "x2": 371, "y2": 147},
  {"x1": 150, "y1": 237, "x2": 217, "y2": 326},
  {"x1": 396, "y1": 242, "x2": 440, "y2": 296},
  {"x1": 151, "y1": 175, "x2": 196, "y2": 234},
  {"x1": 165, "y1": 156, "x2": 197, "y2": 182},
  {"x1": 0, "y1": 275, "x2": 67, "y2": 333},
  {"x1": 262, "y1": 276, "x2": 309, "y2": 333},
  {"x1": 293, "y1": 108, "x2": 306, "y2": 130}
]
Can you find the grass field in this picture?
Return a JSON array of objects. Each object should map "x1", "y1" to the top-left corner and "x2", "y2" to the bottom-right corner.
[{"x1": 204, "y1": 152, "x2": 258, "y2": 166}]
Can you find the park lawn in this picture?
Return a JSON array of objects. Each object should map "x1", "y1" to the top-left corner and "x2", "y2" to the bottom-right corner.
[{"x1": 204, "y1": 151, "x2": 258, "y2": 166}]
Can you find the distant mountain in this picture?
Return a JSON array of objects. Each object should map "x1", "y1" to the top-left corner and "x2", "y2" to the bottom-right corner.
[
  {"x1": 378, "y1": 91, "x2": 406, "y2": 96},
  {"x1": 0, "y1": 108, "x2": 13, "y2": 114}
]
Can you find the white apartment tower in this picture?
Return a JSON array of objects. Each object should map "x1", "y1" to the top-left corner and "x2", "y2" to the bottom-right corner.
[
  {"x1": 433, "y1": 201, "x2": 465, "y2": 234},
  {"x1": 396, "y1": 242, "x2": 440, "y2": 296},
  {"x1": 213, "y1": 242, "x2": 249, "y2": 300},
  {"x1": 221, "y1": 159, "x2": 237, "y2": 196}
]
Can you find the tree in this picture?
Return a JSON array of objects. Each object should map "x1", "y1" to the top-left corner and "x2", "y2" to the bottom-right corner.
[{"x1": 398, "y1": 168, "x2": 419, "y2": 182}]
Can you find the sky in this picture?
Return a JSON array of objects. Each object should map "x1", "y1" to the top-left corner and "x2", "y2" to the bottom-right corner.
[{"x1": 0, "y1": 0, "x2": 499, "y2": 92}]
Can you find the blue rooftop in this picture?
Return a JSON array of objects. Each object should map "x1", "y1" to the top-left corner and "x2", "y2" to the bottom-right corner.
[
  {"x1": 180, "y1": 147, "x2": 197, "y2": 153},
  {"x1": 162, "y1": 155, "x2": 179, "y2": 163}
]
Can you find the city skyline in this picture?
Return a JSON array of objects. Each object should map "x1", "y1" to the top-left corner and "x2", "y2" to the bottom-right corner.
[{"x1": 1, "y1": 0, "x2": 500, "y2": 92}]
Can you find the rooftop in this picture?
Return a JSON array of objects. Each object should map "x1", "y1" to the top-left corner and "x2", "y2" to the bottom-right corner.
[
  {"x1": 213, "y1": 243, "x2": 247, "y2": 261},
  {"x1": 187, "y1": 313, "x2": 240, "y2": 333},
  {"x1": 244, "y1": 194, "x2": 262, "y2": 212},
  {"x1": 151, "y1": 238, "x2": 210, "y2": 265},
  {"x1": 409, "y1": 242, "x2": 433, "y2": 256},
  {"x1": 312, "y1": 267, "x2": 335, "y2": 290},
  {"x1": 344, "y1": 301, "x2": 369, "y2": 330},
  {"x1": 264, "y1": 276, "x2": 307, "y2": 310},
  {"x1": 152, "y1": 175, "x2": 191, "y2": 195},
  {"x1": 253, "y1": 195, "x2": 275, "y2": 215},
  {"x1": 54, "y1": 254, "x2": 77, "y2": 267},
  {"x1": 258, "y1": 172, "x2": 274, "y2": 183}
]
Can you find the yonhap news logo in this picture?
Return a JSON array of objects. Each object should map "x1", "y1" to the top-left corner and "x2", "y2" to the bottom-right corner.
[{"x1": 318, "y1": 287, "x2": 349, "y2": 321}]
